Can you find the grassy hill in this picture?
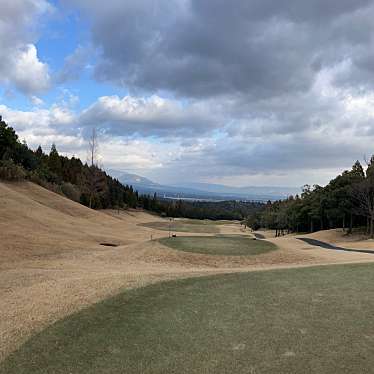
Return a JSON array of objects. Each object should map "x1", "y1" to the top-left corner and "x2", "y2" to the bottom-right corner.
[{"x1": 0, "y1": 181, "x2": 149, "y2": 263}]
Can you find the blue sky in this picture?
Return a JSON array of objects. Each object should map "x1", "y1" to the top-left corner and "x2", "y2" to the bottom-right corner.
[{"x1": 1, "y1": 0, "x2": 374, "y2": 187}]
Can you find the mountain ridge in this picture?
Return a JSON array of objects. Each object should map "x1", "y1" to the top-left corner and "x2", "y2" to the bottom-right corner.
[{"x1": 108, "y1": 170, "x2": 300, "y2": 201}]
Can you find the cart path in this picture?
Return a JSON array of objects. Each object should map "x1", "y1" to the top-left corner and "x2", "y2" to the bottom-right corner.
[{"x1": 298, "y1": 237, "x2": 374, "y2": 255}]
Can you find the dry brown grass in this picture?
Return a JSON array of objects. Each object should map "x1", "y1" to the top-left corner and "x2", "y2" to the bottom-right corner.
[{"x1": 2, "y1": 181, "x2": 374, "y2": 362}]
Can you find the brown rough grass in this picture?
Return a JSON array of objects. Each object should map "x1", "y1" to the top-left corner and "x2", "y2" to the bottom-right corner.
[{"x1": 1, "y1": 181, "x2": 374, "y2": 361}]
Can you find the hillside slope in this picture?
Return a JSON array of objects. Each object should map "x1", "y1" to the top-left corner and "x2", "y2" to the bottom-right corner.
[{"x1": 0, "y1": 181, "x2": 153, "y2": 263}]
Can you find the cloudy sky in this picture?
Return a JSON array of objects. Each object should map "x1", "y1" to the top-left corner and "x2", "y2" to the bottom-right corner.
[{"x1": 1, "y1": 0, "x2": 374, "y2": 187}]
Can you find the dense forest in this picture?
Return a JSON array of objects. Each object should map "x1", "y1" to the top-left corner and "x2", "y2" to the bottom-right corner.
[
  {"x1": 150, "y1": 199, "x2": 264, "y2": 221},
  {"x1": 0, "y1": 116, "x2": 141, "y2": 209},
  {"x1": 246, "y1": 160, "x2": 374, "y2": 237},
  {"x1": 0, "y1": 117, "x2": 261, "y2": 220}
]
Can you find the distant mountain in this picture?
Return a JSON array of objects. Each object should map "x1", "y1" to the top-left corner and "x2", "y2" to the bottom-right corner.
[
  {"x1": 107, "y1": 169, "x2": 300, "y2": 201},
  {"x1": 174, "y1": 182, "x2": 300, "y2": 198},
  {"x1": 108, "y1": 170, "x2": 218, "y2": 199},
  {"x1": 107, "y1": 170, "x2": 159, "y2": 187}
]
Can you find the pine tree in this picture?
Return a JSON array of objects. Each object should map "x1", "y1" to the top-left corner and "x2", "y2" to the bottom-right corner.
[
  {"x1": 0, "y1": 117, "x2": 19, "y2": 160},
  {"x1": 48, "y1": 144, "x2": 62, "y2": 175},
  {"x1": 35, "y1": 145, "x2": 44, "y2": 159},
  {"x1": 351, "y1": 160, "x2": 365, "y2": 179}
]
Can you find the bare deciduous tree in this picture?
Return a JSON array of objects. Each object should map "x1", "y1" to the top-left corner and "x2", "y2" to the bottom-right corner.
[
  {"x1": 86, "y1": 128, "x2": 107, "y2": 208},
  {"x1": 88, "y1": 128, "x2": 99, "y2": 168},
  {"x1": 352, "y1": 179, "x2": 374, "y2": 238}
]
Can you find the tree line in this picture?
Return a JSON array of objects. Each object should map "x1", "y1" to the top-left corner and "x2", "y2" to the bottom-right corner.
[
  {"x1": 246, "y1": 159, "x2": 374, "y2": 237},
  {"x1": 149, "y1": 198, "x2": 264, "y2": 221},
  {"x1": 0, "y1": 117, "x2": 263, "y2": 220},
  {"x1": 0, "y1": 117, "x2": 142, "y2": 209}
]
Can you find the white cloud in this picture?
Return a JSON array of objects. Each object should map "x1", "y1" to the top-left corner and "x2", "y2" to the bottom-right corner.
[
  {"x1": 99, "y1": 138, "x2": 172, "y2": 170},
  {"x1": 9, "y1": 45, "x2": 50, "y2": 94},
  {"x1": 0, "y1": 103, "x2": 77, "y2": 160},
  {"x1": 2, "y1": 77, "x2": 374, "y2": 186},
  {"x1": 30, "y1": 95, "x2": 44, "y2": 107},
  {"x1": 79, "y1": 94, "x2": 217, "y2": 136},
  {"x1": 0, "y1": 0, "x2": 52, "y2": 95}
]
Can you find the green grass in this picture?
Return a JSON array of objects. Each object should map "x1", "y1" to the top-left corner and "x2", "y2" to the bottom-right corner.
[
  {"x1": 159, "y1": 235, "x2": 276, "y2": 256},
  {"x1": 3, "y1": 264, "x2": 374, "y2": 373},
  {"x1": 140, "y1": 220, "x2": 220, "y2": 233},
  {"x1": 179, "y1": 219, "x2": 235, "y2": 225}
]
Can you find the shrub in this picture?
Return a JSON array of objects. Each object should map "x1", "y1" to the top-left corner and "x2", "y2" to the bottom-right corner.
[
  {"x1": 28, "y1": 170, "x2": 43, "y2": 185},
  {"x1": 61, "y1": 182, "x2": 81, "y2": 202},
  {"x1": 0, "y1": 159, "x2": 26, "y2": 181}
]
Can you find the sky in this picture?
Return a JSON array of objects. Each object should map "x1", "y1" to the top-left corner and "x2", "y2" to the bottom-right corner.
[{"x1": 1, "y1": 0, "x2": 374, "y2": 187}]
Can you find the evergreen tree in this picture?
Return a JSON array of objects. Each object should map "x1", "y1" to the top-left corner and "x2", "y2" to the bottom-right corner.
[
  {"x1": 35, "y1": 145, "x2": 44, "y2": 159},
  {"x1": 48, "y1": 144, "x2": 62, "y2": 176},
  {"x1": 0, "y1": 117, "x2": 19, "y2": 160}
]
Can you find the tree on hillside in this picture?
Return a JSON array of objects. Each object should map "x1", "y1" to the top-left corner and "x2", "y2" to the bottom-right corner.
[
  {"x1": 35, "y1": 145, "x2": 44, "y2": 159},
  {"x1": 339, "y1": 161, "x2": 364, "y2": 232},
  {"x1": 324, "y1": 162, "x2": 361, "y2": 232},
  {"x1": 85, "y1": 128, "x2": 107, "y2": 208},
  {"x1": 0, "y1": 118, "x2": 142, "y2": 210},
  {"x1": 351, "y1": 160, "x2": 365, "y2": 179},
  {"x1": 48, "y1": 144, "x2": 62, "y2": 177},
  {"x1": 352, "y1": 180, "x2": 374, "y2": 238},
  {"x1": 88, "y1": 128, "x2": 99, "y2": 168},
  {"x1": 0, "y1": 117, "x2": 19, "y2": 160},
  {"x1": 352, "y1": 158, "x2": 374, "y2": 238},
  {"x1": 246, "y1": 160, "x2": 367, "y2": 236}
]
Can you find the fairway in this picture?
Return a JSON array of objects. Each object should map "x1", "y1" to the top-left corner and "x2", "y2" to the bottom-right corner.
[
  {"x1": 159, "y1": 235, "x2": 276, "y2": 256},
  {"x1": 3, "y1": 264, "x2": 374, "y2": 373},
  {"x1": 140, "y1": 220, "x2": 220, "y2": 233}
]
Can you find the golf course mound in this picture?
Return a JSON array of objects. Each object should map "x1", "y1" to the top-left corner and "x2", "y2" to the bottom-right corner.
[
  {"x1": 159, "y1": 235, "x2": 277, "y2": 256},
  {"x1": 3, "y1": 263, "x2": 374, "y2": 374}
]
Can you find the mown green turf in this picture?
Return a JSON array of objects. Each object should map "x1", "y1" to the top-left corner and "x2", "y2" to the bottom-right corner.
[
  {"x1": 179, "y1": 218, "x2": 235, "y2": 225},
  {"x1": 159, "y1": 235, "x2": 276, "y2": 256},
  {"x1": 140, "y1": 220, "x2": 220, "y2": 233},
  {"x1": 4, "y1": 264, "x2": 374, "y2": 374}
]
